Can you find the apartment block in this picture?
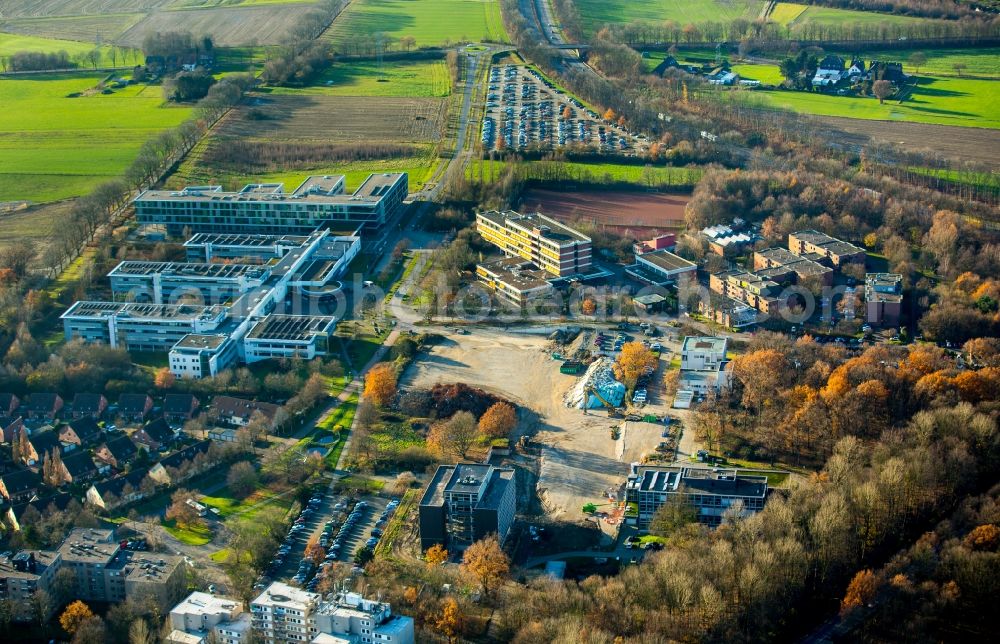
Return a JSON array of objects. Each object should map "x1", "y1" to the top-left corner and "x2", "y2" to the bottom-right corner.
[
  {"x1": 865, "y1": 273, "x2": 903, "y2": 327},
  {"x1": 0, "y1": 528, "x2": 186, "y2": 622},
  {"x1": 476, "y1": 210, "x2": 592, "y2": 277},
  {"x1": 168, "y1": 591, "x2": 251, "y2": 644},
  {"x1": 419, "y1": 463, "x2": 516, "y2": 552},
  {"x1": 626, "y1": 464, "x2": 768, "y2": 528},
  {"x1": 753, "y1": 247, "x2": 833, "y2": 285},
  {"x1": 787, "y1": 230, "x2": 866, "y2": 267},
  {"x1": 135, "y1": 173, "x2": 408, "y2": 235},
  {"x1": 250, "y1": 583, "x2": 414, "y2": 644},
  {"x1": 475, "y1": 257, "x2": 554, "y2": 308}
]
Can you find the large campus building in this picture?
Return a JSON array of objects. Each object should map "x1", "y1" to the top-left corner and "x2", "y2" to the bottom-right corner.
[
  {"x1": 249, "y1": 582, "x2": 414, "y2": 644},
  {"x1": 0, "y1": 528, "x2": 186, "y2": 622},
  {"x1": 419, "y1": 463, "x2": 517, "y2": 552},
  {"x1": 134, "y1": 173, "x2": 408, "y2": 235},
  {"x1": 474, "y1": 210, "x2": 592, "y2": 307},
  {"x1": 625, "y1": 464, "x2": 769, "y2": 528},
  {"x1": 62, "y1": 229, "x2": 358, "y2": 379}
]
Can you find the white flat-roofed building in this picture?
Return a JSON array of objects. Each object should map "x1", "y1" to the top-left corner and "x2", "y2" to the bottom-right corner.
[
  {"x1": 251, "y1": 582, "x2": 322, "y2": 644},
  {"x1": 314, "y1": 592, "x2": 414, "y2": 644},
  {"x1": 134, "y1": 173, "x2": 407, "y2": 235},
  {"x1": 244, "y1": 315, "x2": 337, "y2": 363},
  {"x1": 169, "y1": 591, "x2": 251, "y2": 644},
  {"x1": 184, "y1": 233, "x2": 311, "y2": 263},
  {"x1": 169, "y1": 334, "x2": 239, "y2": 379},
  {"x1": 62, "y1": 301, "x2": 230, "y2": 352},
  {"x1": 626, "y1": 464, "x2": 768, "y2": 527},
  {"x1": 681, "y1": 336, "x2": 728, "y2": 371},
  {"x1": 108, "y1": 260, "x2": 271, "y2": 305}
]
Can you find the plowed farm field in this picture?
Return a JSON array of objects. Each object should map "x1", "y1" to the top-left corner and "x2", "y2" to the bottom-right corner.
[{"x1": 118, "y1": 5, "x2": 316, "y2": 46}]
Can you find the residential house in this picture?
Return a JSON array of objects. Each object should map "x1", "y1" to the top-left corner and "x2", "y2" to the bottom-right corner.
[
  {"x1": 812, "y1": 55, "x2": 845, "y2": 87},
  {"x1": 118, "y1": 393, "x2": 154, "y2": 422},
  {"x1": 868, "y1": 60, "x2": 905, "y2": 84},
  {"x1": 0, "y1": 393, "x2": 20, "y2": 416},
  {"x1": 86, "y1": 469, "x2": 152, "y2": 511},
  {"x1": 211, "y1": 396, "x2": 281, "y2": 429},
  {"x1": 58, "y1": 417, "x2": 102, "y2": 449},
  {"x1": 71, "y1": 393, "x2": 108, "y2": 419},
  {"x1": 59, "y1": 451, "x2": 100, "y2": 484},
  {"x1": 21, "y1": 393, "x2": 63, "y2": 421},
  {"x1": 148, "y1": 441, "x2": 212, "y2": 486},
  {"x1": 847, "y1": 58, "x2": 865, "y2": 78},
  {"x1": 164, "y1": 394, "x2": 200, "y2": 422},
  {"x1": 0, "y1": 415, "x2": 24, "y2": 443},
  {"x1": 4, "y1": 492, "x2": 74, "y2": 532},
  {"x1": 94, "y1": 435, "x2": 139, "y2": 470},
  {"x1": 20, "y1": 428, "x2": 61, "y2": 467},
  {"x1": 0, "y1": 468, "x2": 41, "y2": 503},
  {"x1": 132, "y1": 417, "x2": 176, "y2": 452}
]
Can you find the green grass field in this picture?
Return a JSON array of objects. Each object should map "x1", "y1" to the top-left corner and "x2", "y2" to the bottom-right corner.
[
  {"x1": 467, "y1": 158, "x2": 704, "y2": 186},
  {"x1": 269, "y1": 59, "x2": 452, "y2": 97},
  {"x1": 730, "y1": 63, "x2": 784, "y2": 85},
  {"x1": 0, "y1": 33, "x2": 139, "y2": 67},
  {"x1": 776, "y1": 2, "x2": 930, "y2": 27},
  {"x1": 577, "y1": 0, "x2": 766, "y2": 34},
  {"x1": 324, "y1": 0, "x2": 508, "y2": 49},
  {"x1": 750, "y1": 77, "x2": 1000, "y2": 129},
  {"x1": 0, "y1": 73, "x2": 192, "y2": 203},
  {"x1": 162, "y1": 518, "x2": 213, "y2": 545}
]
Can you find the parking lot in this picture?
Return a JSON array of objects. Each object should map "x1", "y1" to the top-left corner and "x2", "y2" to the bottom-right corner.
[
  {"x1": 264, "y1": 490, "x2": 398, "y2": 593},
  {"x1": 482, "y1": 64, "x2": 646, "y2": 153}
]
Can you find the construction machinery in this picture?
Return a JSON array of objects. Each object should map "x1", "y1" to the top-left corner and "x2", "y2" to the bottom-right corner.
[{"x1": 586, "y1": 385, "x2": 625, "y2": 418}]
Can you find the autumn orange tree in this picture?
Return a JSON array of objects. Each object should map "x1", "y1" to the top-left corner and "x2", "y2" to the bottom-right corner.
[
  {"x1": 841, "y1": 569, "x2": 879, "y2": 615},
  {"x1": 305, "y1": 539, "x2": 326, "y2": 565},
  {"x1": 461, "y1": 535, "x2": 509, "y2": 599},
  {"x1": 581, "y1": 297, "x2": 597, "y2": 316},
  {"x1": 478, "y1": 401, "x2": 517, "y2": 439},
  {"x1": 613, "y1": 341, "x2": 657, "y2": 389},
  {"x1": 154, "y1": 366, "x2": 176, "y2": 389},
  {"x1": 428, "y1": 411, "x2": 478, "y2": 459},
  {"x1": 364, "y1": 362, "x2": 397, "y2": 407},
  {"x1": 435, "y1": 596, "x2": 462, "y2": 641},
  {"x1": 165, "y1": 488, "x2": 201, "y2": 529},
  {"x1": 60, "y1": 600, "x2": 94, "y2": 635},
  {"x1": 424, "y1": 543, "x2": 448, "y2": 566}
]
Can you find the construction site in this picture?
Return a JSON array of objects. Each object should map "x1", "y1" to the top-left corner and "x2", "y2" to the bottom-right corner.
[{"x1": 399, "y1": 325, "x2": 691, "y2": 535}]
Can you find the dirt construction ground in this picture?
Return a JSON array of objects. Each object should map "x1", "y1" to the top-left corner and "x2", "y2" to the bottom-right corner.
[{"x1": 400, "y1": 328, "x2": 672, "y2": 522}]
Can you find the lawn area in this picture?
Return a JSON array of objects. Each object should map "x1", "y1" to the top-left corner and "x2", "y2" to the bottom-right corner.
[
  {"x1": 324, "y1": 0, "x2": 508, "y2": 49},
  {"x1": 269, "y1": 59, "x2": 452, "y2": 97},
  {"x1": 0, "y1": 33, "x2": 139, "y2": 66},
  {"x1": 318, "y1": 391, "x2": 359, "y2": 433},
  {"x1": 769, "y1": 2, "x2": 807, "y2": 25},
  {"x1": 730, "y1": 63, "x2": 784, "y2": 85},
  {"x1": 163, "y1": 518, "x2": 213, "y2": 545},
  {"x1": 0, "y1": 73, "x2": 192, "y2": 203},
  {"x1": 466, "y1": 158, "x2": 703, "y2": 187},
  {"x1": 749, "y1": 76, "x2": 1000, "y2": 129},
  {"x1": 200, "y1": 484, "x2": 294, "y2": 520},
  {"x1": 577, "y1": 0, "x2": 765, "y2": 34}
]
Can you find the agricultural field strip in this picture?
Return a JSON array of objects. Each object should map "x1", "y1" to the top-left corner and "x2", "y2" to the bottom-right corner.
[{"x1": 323, "y1": 0, "x2": 508, "y2": 49}]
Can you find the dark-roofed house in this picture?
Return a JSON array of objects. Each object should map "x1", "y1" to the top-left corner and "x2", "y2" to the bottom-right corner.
[
  {"x1": 118, "y1": 393, "x2": 153, "y2": 422},
  {"x1": 0, "y1": 415, "x2": 24, "y2": 443},
  {"x1": 21, "y1": 394, "x2": 64, "y2": 420},
  {"x1": 86, "y1": 469, "x2": 152, "y2": 511},
  {"x1": 20, "y1": 429, "x2": 61, "y2": 467},
  {"x1": 58, "y1": 417, "x2": 102, "y2": 449},
  {"x1": 94, "y1": 435, "x2": 139, "y2": 470},
  {"x1": 0, "y1": 393, "x2": 19, "y2": 416},
  {"x1": 0, "y1": 468, "x2": 41, "y2": 503},
  {"x1": 419, "y1": 463, "x2": 516, "y2": 551},
  {"x1": 5, "y1": 492, "x2": 75, "y2": 531},
  {"x1": 211, "y1": 396, "x2": 282, "y2": 429},
  {"x1": 148, "y1": 441, "x2": 213, "y2": 486},
  {"x1": 625, "y1": 464, "x2": 769, "y2": 528},
  {"x1": 59, "y1": 451, "x2": 101, "y2": 484},
  {"x1": 132, "y1": 417, "x2": 175, "y2": 452},
  {"x1": 163, "y1": 394, "x2": 200, "y2": 422},
  {"x1": 71, "y1": 393, "x2": 108, "y2": 419}
]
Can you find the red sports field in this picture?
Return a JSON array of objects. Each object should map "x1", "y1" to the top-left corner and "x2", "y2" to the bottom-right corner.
[{"x1": 521, "y1": 189, "x2": 689, "y2": 234}]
